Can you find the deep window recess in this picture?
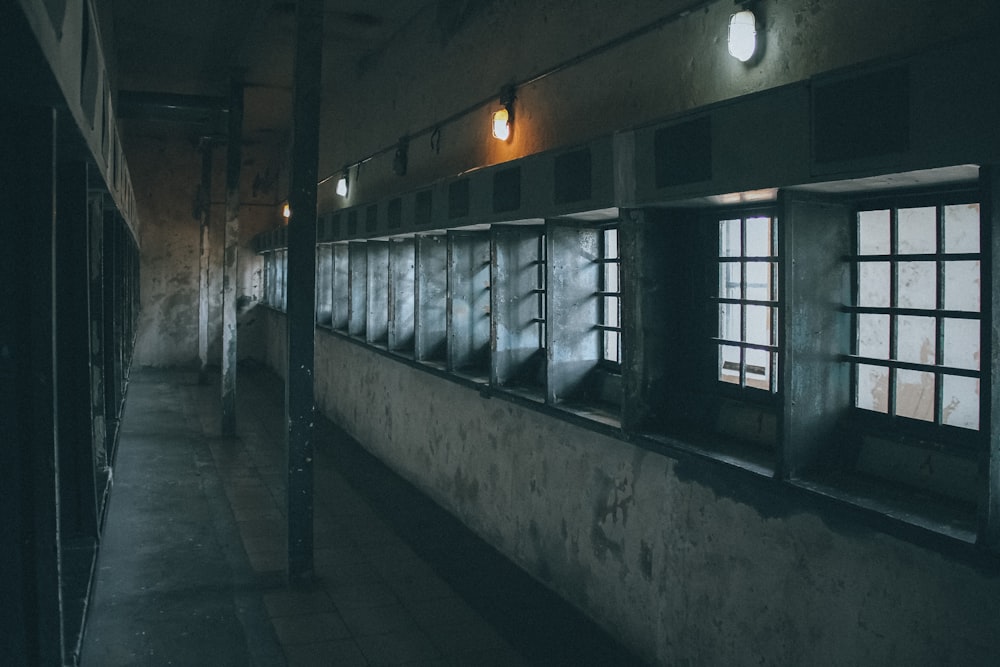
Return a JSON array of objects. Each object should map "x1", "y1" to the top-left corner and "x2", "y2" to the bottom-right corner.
[
  {"x1": 490, "y1": 225, "x2": 546, "y2": 393},
  {"x1": 367, "y1": 241, "x2": 390, "y2": 346},
  {"x1": 849, "y1": 200, "x2": 981, "y2": 430},
  {"x1": 276, "y1": 249, "x2": 287, "y2": 312},
  {"x1": 715, "y1": 212, "x2": 778, "y2": 391},
  {"x1": 348, "y1": 242, "x2": 367, "y2": 337},
  {"x1": 331, "y1": 243, "x2": 349, "y2": 330},
  {"x1": 316, "y1": 244, "x2": 333, "y2": 326},
  {"x1": 415, "y1": 235, "x2": 448, "y2": 363},
  {"x1": 598, "y1": 227, "x2": 621, "y2": 366},
  {"x1": 447, "y1": 230, "x2": 491, "y2": 379},
  {"x1": 389, "y1": 238, "x2": 416, "y2": 354}
]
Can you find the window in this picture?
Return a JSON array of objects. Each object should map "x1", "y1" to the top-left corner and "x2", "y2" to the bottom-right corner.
[
  {"x1": 850, "y1": 200, "x2": 980, "y2": 430},
  {"x1": 716, "y1": 212, "x2": 778, "y2": 391},
  {"x1": 598, "y1": 227, "x2": 621, "y2": 365}
]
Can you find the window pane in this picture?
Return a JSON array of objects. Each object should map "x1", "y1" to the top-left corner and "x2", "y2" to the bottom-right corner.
[
  {"x1": 858, "y1": 262, "x2": 890, "y2": 307},
  {"x1": 896, "y1": 315, "x2": 936, "y2": 365},
  {"x1": 603, "y1": 295, "x2": 619, "y2": 328},
  {"x1": 943, "y1": 260, "x2": 980, "y2": 312},
  {"x1": 944, "y1": 203, "x2": 979, "y2": 254},
  {"x1": 897, "y1": 206, "x2": 936, "y2": 254},
  {"x1": 605, "y1": 261, "x2": 619, "y2": 293},
  {"x1": 942, "y1": 318, "x2": 979, "y2": 371},
  {"x1": 745, "y1": 348, "x2": 771, "y2": 390},
  {"x1": 856, "y1": 364, "x2": 889, "y2": 413},
  {"x1": 719, "y1": 344, "x2": 740, "y2": 384},
  {"x1": 941, "y1": 374, "x2": 979, "y2": 430},
  {"x1": 896, "y1": 261, "x2": 936, "y2": 309},
  {"x1": 745, "y1": 216, "x2": 772, "y2": 257},
  {"x1": 745, "y1": 261, "x2": 772, "y2": 301},
  {"x1": 719, "y1": 219, "x2": 741, "y2": 257},
  {"x1": 604, "y1": 331, "x2": 620, "y2": 364},
  {"x1": 603, "y1": 228, "x2": 619, "y2": 259},
  {"x1": 858, "y1": 209, "x2": 890, "y2": 254},
  {"x1": 857, "y1": 313, "x2": 889, "y2": 359},
  {"x1": 719, "y1": 262, "x2": 741, "y2": 299},
  {"x1": 718, "y1": 303, "x2": 741, "y2": 341},
  {"x1": 895, "y1": 369, "x2": 934, "y2": 422},
  {"x1": 745, "y1": 305, "x2": 772, "y2": 346}
]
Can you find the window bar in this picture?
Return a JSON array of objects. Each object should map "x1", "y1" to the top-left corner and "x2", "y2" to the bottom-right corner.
[
  {"x1": 537, "y1": 233, "x2": 546, "y2": 350},
  {"x1": 888, "y1": 208, "x2": 898, "y2": 417},
  {"x1": 935, "y1": 204, "x2": 946, "y2": 424},
  {"x1": 740, "y1": 216, "x2": 747, "y2": 388}
]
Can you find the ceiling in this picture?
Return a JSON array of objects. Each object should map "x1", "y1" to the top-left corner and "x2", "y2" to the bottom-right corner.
[{"x1": 111, "y1": 0, "x2": 433, "y2": 137}]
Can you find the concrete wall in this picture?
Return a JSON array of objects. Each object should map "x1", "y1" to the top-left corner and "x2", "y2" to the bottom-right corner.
[
  {"x1": 318, "y1": 0, "x2": 997, "y2": 210},
  {"x1": 129, "y1": 123, "x2": 273, "y2": 368},
  {"x1": 252, "y1": 309, "x2": 1000, "y2": 665}
]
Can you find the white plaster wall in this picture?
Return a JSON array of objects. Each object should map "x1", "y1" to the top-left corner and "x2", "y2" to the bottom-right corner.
[{"x1": 256, "y1": 309, "x2": 1000, "y2": 665}]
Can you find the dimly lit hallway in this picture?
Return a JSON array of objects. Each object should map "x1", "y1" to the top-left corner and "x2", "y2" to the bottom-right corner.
[{"x1": 81, "y1": 364, "x2": 642, "y2": 666}]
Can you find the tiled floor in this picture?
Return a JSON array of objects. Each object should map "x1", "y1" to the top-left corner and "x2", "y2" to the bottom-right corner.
[{"x1": 81, "y1": 364, "x2": 643, "y2": 666}]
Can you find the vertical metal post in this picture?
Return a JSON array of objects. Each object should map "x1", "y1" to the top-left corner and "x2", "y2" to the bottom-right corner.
[
  {"x1": 222, "y1": 77, "x2": 243, "y2": 436},
  {"x1": 0, "y1": 105, "x2": 64, "y2": 667},
  {"x1": 56, "y1": 160, "x2": 99, "y2": 542},
  {"x1": 286, "y1": 0, "x2": 323, "y2": 581},
  {"x1": 89, "y1": 195, "x2": 107, "y2": 476},
  {"x1": 198, "y1": 140, "x2": 213, "y2": 385},
  {"x1": 982, "y1": 165, "x2": 999, "y2": 550}
]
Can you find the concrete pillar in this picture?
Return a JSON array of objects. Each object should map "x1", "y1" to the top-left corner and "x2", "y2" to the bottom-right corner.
[
  {"x1": 286, "y1": 0, "x2": 323, "y2": 581},
  {"x1": 198, "y1": 141, "x2": 213, "y2": 385},
  {"x1": 222, "y1": 77, "x2": 243, "y2": 436}
]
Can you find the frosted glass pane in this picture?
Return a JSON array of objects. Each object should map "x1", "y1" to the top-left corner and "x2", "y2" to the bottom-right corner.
[
  {"x1": 745, "y1": 305, "x2": 772, "y2": 345},
  {"x1": 858, "y1": 262, "x2": 890, "y2": 307},
  {"x1": 897, "y1": 206, "x2": 936, "y2": 254},
  {"x1": 719, "y1": 303, "x2": 741, "y2": 340},
  {"x1": 719, "y1": 344, "x2": 740, "y2": 384},
  {"x1": 944, "y1": 203, "x2": 979, "y2": 254},
  {"x1": 745, "y1": 348, "x2": 771, "y2": 390},
  {"x1": 942, "y1": 318, "x2": 979, "y2": 370},
  {"x1": 896, "y1": 315, "x2": 936, "y2": 364},
  {"x1": 856, "y1": 364, "x2": 889, "y2": 413},
  {"x1": 603, "y1": 228, "x2": 619, "y2": 259},
  {"x1": 942, "y1": 375, "x2": 979, "y2": 430},
  {"x1": 720, "y1": 219, "x2": 740, "y2": 257},
  {"x1": 858, "y1": 209, "x2": 890, "y2": 255},
  {"x1": 895, "y1": 369, "x2": 934, "y2": 422},
  {"x1": 719, "y1": 262, "x2": 741, "y2": 298},
  {"x1": 944, "y1": 260, "x2": 980, "y2": 312},
  {"x1": 857, "y1": 313, "x2": 889, "y2": 359},
  {"x1": 897, "y1": 261, "x2": 936, "y2": 309},
  {"x1": 745, "y1": 262, "x2": 772, "y2": 301},
  {"x1": 745, "y1": 216, "x2": 772, "y2": 257}
]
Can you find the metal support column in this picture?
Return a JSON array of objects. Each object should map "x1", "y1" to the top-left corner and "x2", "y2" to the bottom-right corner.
[
  {"x1": 286, "y1": 0, "x2": 323, "y2": 581},
  {"x1": 0, "y1": 105, "x2": 64, "y2": 667},
  {"x1": 221, "y1": 77, "x2": 243, "y2": 436},
  {"x1": 983, "y1": 165, "x2": 1000, "y2": 550},
  {"x1": 56, "y1": 160, "x2": 99, "y2": 542},
  {"x1": 198, "y1": 140, "x2": 213, "y2": 385}
]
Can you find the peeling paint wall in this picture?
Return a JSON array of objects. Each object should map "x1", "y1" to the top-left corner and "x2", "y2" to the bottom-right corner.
[
  {"x1": 318, "y1": 0, "x2": 997, "y2": 210},
  {"x1": 127, "y1": 123, "x2": 275, "y2": 368},
  {"x1": 252, "y1": 310, "x2": 1000, "y2": 665}
]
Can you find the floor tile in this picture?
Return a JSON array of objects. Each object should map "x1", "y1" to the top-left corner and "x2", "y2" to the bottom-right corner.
[{"x1": 272, "y1": 612, "x2": 350, "y2": 645}]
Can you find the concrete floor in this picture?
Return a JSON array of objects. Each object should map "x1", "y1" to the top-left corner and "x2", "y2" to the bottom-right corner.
[{"x1": 80, "y1": 363, "x2": 642, "y2": 666}]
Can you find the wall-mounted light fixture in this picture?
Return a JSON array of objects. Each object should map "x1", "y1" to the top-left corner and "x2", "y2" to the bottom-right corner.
[
  {"x1": 728, "y1": 9, "x2": 757, "y2": 62},
  {"x1": 282, "y1": 201, "x2": 291, "y2": 220},
  {"x1": 492, "y1": 85, "x2": 516, "y2": 142},
  {"x1": 336, "y1": 168, "x2": 349, "y2": 198}
]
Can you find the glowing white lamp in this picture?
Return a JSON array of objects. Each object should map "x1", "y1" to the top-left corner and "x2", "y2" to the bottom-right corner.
[
  {"x1": 492, "y1": 107, "x2": 511, "y2": 141},
  {"x1": 336, "y1": 175, "x2": 348, "y2": 197},
  {"x1": 282, "y1": 202, "x2": 291, "y2": 219},
  {"x1": 728, "y1": 10, "x2": 757, "y2": 62}
]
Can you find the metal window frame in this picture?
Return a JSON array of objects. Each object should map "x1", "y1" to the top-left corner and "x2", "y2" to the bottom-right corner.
[
  {"x1": 846, "y1": 195, "x2": 982, "y2": 430},
  {"x1": 711, "y1": 208, "x2": 779, "y2": 392}
]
